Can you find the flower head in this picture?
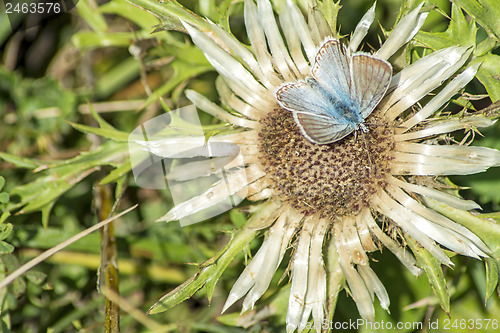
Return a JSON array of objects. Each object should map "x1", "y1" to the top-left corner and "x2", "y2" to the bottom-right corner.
[{"x1": 149, "y1": 0, "x2": 499, "y2": 331}]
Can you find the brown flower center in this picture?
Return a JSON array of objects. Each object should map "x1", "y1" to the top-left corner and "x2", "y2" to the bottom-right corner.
[{"x1": 257, "y1": 108, "x2": 394, "y2": 218}]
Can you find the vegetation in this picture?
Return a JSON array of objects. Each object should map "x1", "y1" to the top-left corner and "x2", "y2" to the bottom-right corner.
[{"x1": 1, "y1": 0, "x2": 499, "y2": 332}]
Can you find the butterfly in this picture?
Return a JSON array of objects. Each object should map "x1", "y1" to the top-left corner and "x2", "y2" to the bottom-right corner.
[{"x1": 276, "y1": 39, "x2": 392, "y2": 145}]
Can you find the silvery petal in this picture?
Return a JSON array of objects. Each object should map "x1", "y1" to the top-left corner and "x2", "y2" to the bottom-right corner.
[
  {"x1": 376, "y1": 2, "x2": 427, "y2": 60},
  {"x1": 349, "y1": 1, "x2": 377, "y2": 53}
]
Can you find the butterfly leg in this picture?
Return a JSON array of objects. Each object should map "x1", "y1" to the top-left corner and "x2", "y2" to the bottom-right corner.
[{"x1": 359, "y1": 122, "x2": 369, "y2": 133}]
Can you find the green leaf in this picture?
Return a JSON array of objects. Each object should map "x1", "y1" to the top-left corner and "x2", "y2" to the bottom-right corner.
[
  {"x1": 0, "y1": 176, "x2": 8, "y2": 203},
  {"x1": 0, "y1": 68, "x2": 76, "y2": 120},
  {"x1": 94, "y1": 57, "x2": 142, "y2": 99},
  {"x1": 0, "y1": 223, "x2": 13, "y2": 241},
  {"x1": 0, "y1": 69, "x2": 77, "y2": 156},
  {"x1": 476, "y1": 36, "x2": 499, "y2": 56},
  {"x1": 406, "y1": 235, "x2": 451, "y2": 315},
  {"x1": 76, "y1": 0, "x2": 108, "y2": 33},
  {"x1": 203, "y1": 228, "x2": 257, "y2": 301},
  {"x1": 0, "y1": 213, "x2": 13, "y2": 255},
  {"x1": 99, "y1": 161, "x2": 133, "y2": 185},
  {"x1": 457, "y1": 172, "x2": 500, "y2": 206},
  {"x1": 10, "y1": 168, "x2": 94, "y2": 214},
  {"x1": 473, "y1": 53, "x2": 500, "y2": 102},
  {"x1": 68, "y1": 122, "x2": 130, "y2": 142},
  {"x1": 0, "y1": 254, "x2": 25, "y2": 297},
  {"x1": 71, "y1": 30, "x2": 153, "y2": 49},
  {"x1": 25, "y1": 271, "x2": 47, "y2": 285},
  {"x1": 0, "y1": 241, "x2": 14, "y2": 254},
  {"x1": 216, "y1": 312, "x2": 242, "y2": 327},
  {"x1": 126, "y1": 0, "x2": 214, "y2": 33},
  {"x1": 414, "y1": 3, "x2": 476, "y2": 50},
  {"x1": 148, "y1": 223, "x2": 256, "y2": 314},
  {"x1": 215, "y1": 0, "x2": 233, "y2": 31},
  {"x1": 204, "y1": 201, "x2": 281, "y2": 300},
  {"x1": 148, "y1": 266, "x2": 214, "y2": 314},
  {"x1": 0, "y1": 211, "x2": 10, "y2": 224},
  {"x1": 41, "y1": 202, "x2": 55, "y2": 230},
  {"x1": 69, "y1": 103, "x2": 130, "y2": 142},
  {"x1": 0, "y1": 192, "x2": 9, "y2": 204},
  {"x1": 453, "y1": 0, "x2": 500, "y2": 41},
  {"x1": 485, "y1": 258, "x2": 500, "y2": 303},
  {"x1": 100, "y1": 0, "x2": 161, "y2": 29},
  {"x1": 315, "y1": 0, "x2": 342, "y2": 36},
  {"x1": 229, "y1": 209, "x2": 247, "y2": 228},
  {"x1": 7, "y1": 141, "x2": 129, "y2": 216},
  {"x1": 19, "y1": 225, "x2": 101, "y2": 254},
  {"x1": 0, "y1": 152, "x2": 40, "y2": 169},
  {"x1": 149, "y1": 201, "x2": 280, "y2": 314},
  {"x1": 423, "y1": 198, "x2": 500, "y2": 257}
]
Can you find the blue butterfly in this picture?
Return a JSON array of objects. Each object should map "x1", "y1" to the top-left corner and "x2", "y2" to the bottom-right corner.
[{"x1": 276, "y1": 39, "x2": 392, "y2": 145}]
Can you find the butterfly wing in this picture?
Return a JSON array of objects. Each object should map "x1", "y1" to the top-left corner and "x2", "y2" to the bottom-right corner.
[
  {"x1": 276, "y1": 39, "x2": 388, "y2": 145},
  {"x1": 351, "y1": 54, "x2": 392, "y2": 119},
  {"x1": 293, "y1": 112, "x2": 354, "y2": 144},
  {"x1": 276, "y1": 80, "x2": 354, "y2": 144},
  {"x1": 312, "y1": 39, "x2": 392, "y2": 122},
  {"x1": 276, "y1": 80, "x2": 330, "y2": 117},
  {"x1": 310, "y1": 39, "x2": 353, "y2": 104}
]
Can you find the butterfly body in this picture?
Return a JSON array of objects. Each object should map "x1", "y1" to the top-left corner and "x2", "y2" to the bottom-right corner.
[
  {"x1": 276, "y1": 39, "x2": 392, "y2": 145},
  {"x1": 304, "y1": 77, "x2": 360, "y2": 123}
]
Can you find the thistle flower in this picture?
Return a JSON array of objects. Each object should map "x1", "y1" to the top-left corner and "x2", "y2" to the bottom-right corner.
[{"x1": 147, "y1": 0, "x2": 499, "y2": 331}]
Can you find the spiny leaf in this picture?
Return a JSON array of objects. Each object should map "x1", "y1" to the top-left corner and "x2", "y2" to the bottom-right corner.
[
  {"x1": 204, "y1": 225, "x2": 259, "y2": 301},
  {"x1": 69, "y1": 103, "x2": 131, "y2": 141},
  {"x1": 68, "y1": 122, "x2": 129, "y2": 142},
  {"x1": 315, "y1": 0, "x2": 342, "y2": 35},
  {"x1": 424, "y1": 198, "x2": 500, "y2": 258},
  {"x1": 126, "y1": 0, "x2": 213, "y2": 33},
  {"x1": 148, "y1": 266, "x2": 215, "y2": 314},
  {"x1": 406, "y1": 235, "x2": 451, "y2": 315},
  {"x1": 149, "y1": 201, "x2": 279, "y2": 314},
  {"x1": 415, "y1": 3, "x2": 476, "y2": 50},
  {"x1": 6, "y1": 141, "x2": 129, "y2": 216},
  {"x1": 473, "y1": 53, "x2": 500, "y2": 102},
  {"x1": 452, "y1": 0, "x2": 500, "y2": 41},
  {"x1": 148, "y1": 225, "x2": 257, "y2": 314}
]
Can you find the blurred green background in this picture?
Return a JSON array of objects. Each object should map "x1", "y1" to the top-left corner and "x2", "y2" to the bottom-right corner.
[{"x1": 0, "y1": 0, "x2": 499, "y2": 332}]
